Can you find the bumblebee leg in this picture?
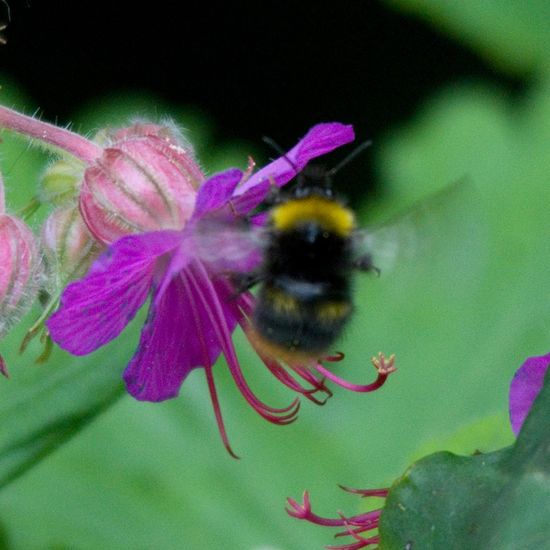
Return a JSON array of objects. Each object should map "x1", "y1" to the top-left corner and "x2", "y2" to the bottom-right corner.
[
  {"x1": 230, "y1": 272, "x2": 265, "y2": 296},
  {"x1": 261, "y1": 176, "x2": 282, "y2": 206},
  {"x1": 354, "y1": 253, "x2": 380, "y2": 276}
]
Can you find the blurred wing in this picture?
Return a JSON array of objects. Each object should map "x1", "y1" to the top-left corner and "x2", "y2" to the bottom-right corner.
[
  {"x1": 352, "y1": 224, "x2": 417, "y2": 274},
  {"x1": 191, "y1": 217, "x2": 268, "y2": 274},
  {"x1": 352, "y1": 180, "x2": 469, "y2": 273}
]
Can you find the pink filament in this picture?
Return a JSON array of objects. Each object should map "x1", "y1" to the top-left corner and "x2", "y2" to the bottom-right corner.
[
  {"x1": 237, "y1": 292, "x2": 335, "y2": 404},
  {"x1": 314, "y1": 363, "x2": 391, "y2": 393},
  {"x1": 178, "y1": 270, "x2": 238, "y2": 458},
  {"x1": 204, "y1": 366, "x2": 239, "y2": 459},
  {"x1": 327, "y1": 538, "x2": 380, "y2": 550},
  {"x1": 287, "y1": 488, "x2": 385, "y2": 550},
  {"x1": 239, "y1": 317, "x2": 332, "y2": 405},
  {"x1": 188, "y1": 262, "x2": 300, "y2": 425}
]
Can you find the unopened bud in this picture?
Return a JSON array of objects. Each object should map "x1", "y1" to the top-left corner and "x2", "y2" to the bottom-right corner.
[
  {"x1": 39, "y1": 156, "x2": 84, "y2": 206},
  {"x1": 42, "y1": 206, "x2": 103, "y2": 285},
  {"x1": 80, "y1": 122, "x2": 204, "y2": 244},
  {"x1": 0, "y1": 178, "x2": 41, "y2": 338}
]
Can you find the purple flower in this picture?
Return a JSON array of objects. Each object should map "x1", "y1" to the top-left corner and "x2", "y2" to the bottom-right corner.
[
  {"x1": 287, "y1": 486, "x2": 387, "y2": 549},
  {"x1": 47, "y1": 123, "x2": 394, "y2": 456},
  {"x1": 509, "y1": 351, "x2": 550, "y2": 436}
]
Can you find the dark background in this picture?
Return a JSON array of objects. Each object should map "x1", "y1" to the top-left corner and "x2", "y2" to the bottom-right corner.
[{"x1": 0, "y1": 1, "x2": 522, "y2": 199}]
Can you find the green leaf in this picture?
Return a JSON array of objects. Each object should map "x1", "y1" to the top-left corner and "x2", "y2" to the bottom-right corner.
[
  {"x1": 379, "y1": 368, "x2": 550, "y2": 549},
  {"x1": 383, "y1": 0, "x2": 550, "y2": 75},
  {"x1": 0, "y1": 322, "x2": 138, "y2": 488}
]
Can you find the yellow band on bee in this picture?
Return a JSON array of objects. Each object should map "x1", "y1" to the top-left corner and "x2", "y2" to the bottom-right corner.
[
  {"x1": 266, "y1": 287, "x2": 298, "y2": 313},
  {"x1": 316, "y1": 301, "x2": 352, "y2": 321},
  {"x1": 271, "y1": 196, "x2": 355, "y2": 236}
]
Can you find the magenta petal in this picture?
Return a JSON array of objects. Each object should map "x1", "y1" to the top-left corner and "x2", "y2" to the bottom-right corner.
[
  {"x1": 230, "y1": 180, "x2": 271, "y2": 217},
  {"x1": 185, "y1": 217, "x2": 264, "y2": 275},
  {"x1": 124, "y1": 262, "x2": 240, "y2": 401},
  {"x1": 192, "y1": 168, "x2": 243, "y2": 218},
  {"x1": 291, "y1": 122, "x2": 356, "y2": 166},
  {"x1": 0, "y1": 354, "x2": 8, "y2": 378},
  {"x1": 251, "y1": 211, "x2": 269, "y2": 226},
  {"x1": 509, "y1": 352, "x2": 550, "y2": 436},
  {"x1": 123, "y1": 274, "x2": 201, "y2": 401},
  {"x1": 154, "y1": 234, "x2": 193, "y2": 301},
  {"x1": 47, "y1": 230, "x2": 182, "y2": 355},
  {"x1": 234, "y1": 122, "x2": 355, "y2": 202}
]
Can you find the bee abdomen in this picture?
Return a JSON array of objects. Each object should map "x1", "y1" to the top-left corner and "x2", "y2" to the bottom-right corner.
[{"x1": 253, "y1": 284, "x2": 352, "y2": 356}]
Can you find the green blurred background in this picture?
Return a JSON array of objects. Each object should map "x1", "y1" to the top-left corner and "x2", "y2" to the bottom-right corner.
[{"x1": 0, "y1": 1, "x2": 549, "y2": 549}]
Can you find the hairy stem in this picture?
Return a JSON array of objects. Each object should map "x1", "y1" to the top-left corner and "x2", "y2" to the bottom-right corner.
[{"x1": 0, "y1": 106, "x2": 102, "y2": 164}]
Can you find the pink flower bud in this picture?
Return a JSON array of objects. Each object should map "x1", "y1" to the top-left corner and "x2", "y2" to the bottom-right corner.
[
  {"x1": 0, "y1": 190, "x2": 41, "y2": 338},
  {"x1": 80, "y1": 122, "x2": 204, "y2": 244},
  {"x1": 42, "y1": 206, "x2": 103, "y2": 284}
]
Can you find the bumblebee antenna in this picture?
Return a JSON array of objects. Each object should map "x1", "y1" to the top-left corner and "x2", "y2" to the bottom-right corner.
[
  {"x1": 262, "y1": 136, "x2": 300, "y2": 176},
  {"x1": 326, "y1": 139, "x2": 372, "y2": 177}
]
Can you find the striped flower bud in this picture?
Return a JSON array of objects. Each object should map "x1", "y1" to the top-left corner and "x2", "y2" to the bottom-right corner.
[
  {"x1": 42, "y1": 206, "x2": 103, "y2": 285},
  {"x1": 0, "y1": 176, "x2": 41, "y2": 339},
  {"x1": 80, "y1": 122, "x2": 205, "y2": 244},
  {"x1": 0, "y1": 108, "x2": 206, "y2": 245}
]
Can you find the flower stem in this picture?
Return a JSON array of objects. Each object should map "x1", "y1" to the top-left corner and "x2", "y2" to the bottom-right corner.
[
  {"x1": 19, "y1": 292, "x2": 61, "y2": 356},
  {"x1": 0, "y1": 106, "x2": 102, "y2": 164},
  {"x1": 16, "y1": 196, "x2": 42, "y2": 221}
]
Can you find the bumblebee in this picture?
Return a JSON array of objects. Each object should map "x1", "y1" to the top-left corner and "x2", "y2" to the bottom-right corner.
[
  {"x1": 242, "y1": 182, "x2": 377, "y2": 363},
  {"x1": 196, "y1": 140, "x2": 452, "y2": 364}
]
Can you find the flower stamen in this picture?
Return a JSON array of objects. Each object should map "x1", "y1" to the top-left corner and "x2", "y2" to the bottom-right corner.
[
  {"x1": 179, "y1": 268, "x2": 239, "y2": 458},
  {"x1": 287, "y1": 486, "x2": 386, "y2": 549},
  {"x1": 204, "y1": 366, "x2": 239, "y2": 459},
  {"x1": 188, "y1": 264, "x2": 300, "y2": 426},
  {"x1": 314, "y1": 352, "x2": 396, "y2": 393}
]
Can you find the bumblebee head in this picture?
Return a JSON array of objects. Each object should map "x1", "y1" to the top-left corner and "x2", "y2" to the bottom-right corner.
[
  {"x1": 262, "y1": 134, "x2": 371, "y2": 213},
  {"x1": 292, "y1": 165, "x2": 335, "y2": 200}
]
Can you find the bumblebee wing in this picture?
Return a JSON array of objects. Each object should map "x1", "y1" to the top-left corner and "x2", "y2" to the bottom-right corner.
[
  {"x1": 191, "y1": 217, "x2": 268, "y2": 274},
  {"x1": 352, "y1": 223, "x2": 416, "y2": 274},
  {"x1": 352, "y1": 180, "x2": 468, "y2": 273}
]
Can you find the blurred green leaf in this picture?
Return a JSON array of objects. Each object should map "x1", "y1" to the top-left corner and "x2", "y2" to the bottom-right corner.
[
  {"x1": 0, "y1": 307, "x2": 143, "y2": 488},
  {"x1": 0, "y1": 76, "x2": 49, "y2": 214},
  {"x1": 411, "y1": 413, "x2": 512, "y2": 460},
  {"x1": 383, "y1": 0, "x2": 550, "y2": 75},
  {"x1": 379, "y1": 367, "x2": 550, "y2": 549}
]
